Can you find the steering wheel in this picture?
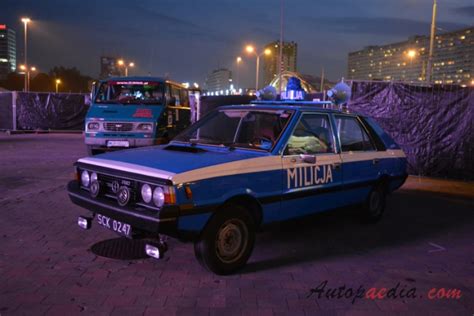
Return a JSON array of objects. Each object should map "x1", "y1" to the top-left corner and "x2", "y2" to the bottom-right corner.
[{"x1": 250, "y1": 136, "x2": 273, "y2": 147}]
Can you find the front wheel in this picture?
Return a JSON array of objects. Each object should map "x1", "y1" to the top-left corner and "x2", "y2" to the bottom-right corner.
[{"x1": 194, "y1": 205, "x2": 255, "y2": 275}]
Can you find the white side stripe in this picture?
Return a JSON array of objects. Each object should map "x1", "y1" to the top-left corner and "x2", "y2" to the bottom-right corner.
[
  {"x1": 341, "y1": 149, "x2": 405, "y2": 163},
  {"x1": 77, "y1": 157, "x2": 176, "y2": 180},
  {"x1": 172, "y1": 156, "x2": 282, "y2": 184}
]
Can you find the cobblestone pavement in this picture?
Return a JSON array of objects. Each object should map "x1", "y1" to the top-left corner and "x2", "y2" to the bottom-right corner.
[{"x1": 0, "y1": 133, "x2": 473, "y2": 315}]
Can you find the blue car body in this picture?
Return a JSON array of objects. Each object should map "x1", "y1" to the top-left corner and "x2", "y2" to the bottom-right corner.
[{"x1": 68, "y1": 101, "x2": 407, "y2": 242}]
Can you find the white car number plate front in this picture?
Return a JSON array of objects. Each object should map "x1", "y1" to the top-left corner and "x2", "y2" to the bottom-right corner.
[{"x1": 107, "y1": 140, "x2": 130, "y2": 148}]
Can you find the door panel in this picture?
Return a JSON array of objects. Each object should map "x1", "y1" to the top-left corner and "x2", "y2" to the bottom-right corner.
[{"x1": 280, "y1": 113, "x2": 343, "y2": 220}]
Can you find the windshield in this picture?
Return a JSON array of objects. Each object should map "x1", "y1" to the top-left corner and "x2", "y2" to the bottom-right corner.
[
  {"x1": 95, "y1": 80, "x2": 165, "y2": 105},
  {"x1": 174, "y1": 109, "x2": 293, "y2": 151}
]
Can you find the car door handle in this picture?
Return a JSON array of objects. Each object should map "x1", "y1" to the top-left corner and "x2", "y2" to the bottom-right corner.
[
  {"x1": 372, "y1": 158, "x2": 380, "y2": 165},
  {"x1": 332, "y1": 163, "x2": 341, "y2": 170}
]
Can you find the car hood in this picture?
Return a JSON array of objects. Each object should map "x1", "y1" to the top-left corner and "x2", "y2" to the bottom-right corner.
[
  {"x1": 87, "y1": 104, "x2": 164, "y2": 121},
  {"x1": 78, "y1": 144, "x2": 270, "y2": 179}
]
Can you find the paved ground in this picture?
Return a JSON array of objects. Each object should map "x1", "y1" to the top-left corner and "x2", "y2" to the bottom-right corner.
[{"x1": 0, "y1": 133, "x2": 473, "y2": 315}]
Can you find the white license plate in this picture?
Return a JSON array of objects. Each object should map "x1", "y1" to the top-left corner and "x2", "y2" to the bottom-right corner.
[
  {"x1": 107, "y1": 140, "x2": 130, "y2": 148},
  {"x1": 97, "y1": 214, "x2": 132, "y2": 237}
]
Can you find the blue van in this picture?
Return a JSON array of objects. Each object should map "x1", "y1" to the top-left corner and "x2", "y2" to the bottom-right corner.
[{"x1": 85, "y1": 77, "x2": 192, "y2": 155}]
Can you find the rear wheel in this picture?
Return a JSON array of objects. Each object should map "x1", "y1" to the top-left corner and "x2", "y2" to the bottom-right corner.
[
  {"x1": 194, "y1": 205, "x2": 255, "y2": 275},
  {"x1": 361, "y1": 183, "x2": 386, "y2": 223}
]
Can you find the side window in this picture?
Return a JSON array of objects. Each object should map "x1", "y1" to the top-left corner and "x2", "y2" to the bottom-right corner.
[
  {"x1": 285, "y1": 114, "x2": 334, "y2": 155},
  {"x1": 336, "y1": 116, "x2": 375, "y2": 152},
  {"x1": 170, "y1": 85, "x2": 181, "y2": 106},
  {"x1": 179, "y1": 89, "x2": 189, "y2": 107}
]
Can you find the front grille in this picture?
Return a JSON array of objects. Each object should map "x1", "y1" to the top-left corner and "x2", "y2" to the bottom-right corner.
[
  {"x1": 104, "y1": 122, "x2": 134, "y2": 132},
  {"x1": 99, "y1": 174, "x2": 138, "y2": 200}
]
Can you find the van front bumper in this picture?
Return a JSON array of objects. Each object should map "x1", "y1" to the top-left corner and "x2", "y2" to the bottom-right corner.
[{"x1": 85, "y1": 136, "x2": 155, "y2": 148}]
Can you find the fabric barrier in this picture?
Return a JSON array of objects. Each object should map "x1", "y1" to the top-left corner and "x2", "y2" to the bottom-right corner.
[
  {"x1": 0, "y1": 92, "x2": 13, "y2": 130},
  {"x1": 15, "y1": 92, "x2": 90, "y2": 130},
  {"x1": 348, "y1": 81, "x2": 473, "y2": 180}
]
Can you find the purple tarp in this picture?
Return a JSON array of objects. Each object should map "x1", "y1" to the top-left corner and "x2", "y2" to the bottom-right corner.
[{"x1": 348, "y1": 81, "x2": 474, "y2": 180}]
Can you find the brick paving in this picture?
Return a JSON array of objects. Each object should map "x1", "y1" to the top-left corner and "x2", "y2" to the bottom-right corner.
[{"x1": 0, "y1": 133, "x2": 473, "y2": 315}]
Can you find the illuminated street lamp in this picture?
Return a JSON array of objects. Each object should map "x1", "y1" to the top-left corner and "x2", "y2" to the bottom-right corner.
[
  {"x1": 55, "y1": 79, "x2": 61, "y2": 93},
  {"x1": 245, "y1": 45, "x2": 271, "y2": 91},
  {"x1": 19, "y1": 64, "x2": 36, "y2": 92},
  {"x1": 235, "y1": 56, "x2": 242, "y2": 90},
  {"x1": 21, "y1": 17, "x2": 31, "y2": 91},
  {"x1": 118, "y1": 59, "x2": 134, "y2": 77}
]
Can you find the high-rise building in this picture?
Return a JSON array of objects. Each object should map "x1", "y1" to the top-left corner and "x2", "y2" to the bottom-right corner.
[
  {"x1": 0, "y1": 24, "x2": 17, "y2": 81},
  {"x1": 348, "y1": 27, "x2": 473, "y2": 85},
  {"x1": 204, "y1": 68, "x2": 233, "y2": 94},
  {"x1": 99, "y1": 56, "x2": 121, "y2": 79},
  {"x1": 263, "y1": 41, "x2": 297, "y2": 86}
]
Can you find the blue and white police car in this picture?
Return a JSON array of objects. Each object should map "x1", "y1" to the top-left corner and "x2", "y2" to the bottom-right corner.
[{"x1": 68, "y1": 97, "x2": 407, "y2": 274}]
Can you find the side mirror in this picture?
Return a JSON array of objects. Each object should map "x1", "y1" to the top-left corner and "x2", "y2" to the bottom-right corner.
[
  {"x1": 299, "y1": 154, "x2": 316, "y2": 164},
  {"x1": 90, "y1": 82, "x2": 98, "y2": 100}
]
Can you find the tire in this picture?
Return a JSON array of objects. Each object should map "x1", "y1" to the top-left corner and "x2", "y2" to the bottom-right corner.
[
  {"x1": 86, "y1": 146, "x2": 101, "y2": 156},
  {"x1": 361, "y1": 183, "x2": 386, "y2": 223},
  {"x1": 194, "y1": 205, "x2": 256, "y2": 275}
]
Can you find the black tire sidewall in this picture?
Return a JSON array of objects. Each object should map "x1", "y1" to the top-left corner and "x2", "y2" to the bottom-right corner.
[
  {"x1": 363, "y1": 184, "x2": 386, "y2": 222},
  {"x1": 194, "y1": 205, "x2": 256, "y2": 275}
]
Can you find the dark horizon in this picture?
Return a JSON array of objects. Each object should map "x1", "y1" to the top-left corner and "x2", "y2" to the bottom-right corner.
[{"x1": 2, "y1": 0, "x2": 473, "y2": 87}]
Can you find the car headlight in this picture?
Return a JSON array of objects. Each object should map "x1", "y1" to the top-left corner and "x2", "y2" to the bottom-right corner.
[
  {"x1": 137, "y1": 123, "x2": 153, "y2": 131},
  {"x1": 141, "y1": 184, "x2": 153, "y2": 203},
  {"x1": 81, "y1": 170, "x2": 90, "y2": 187},
  {"x1": 87, "y1": 122, "x2": 100, "y2": 130},
  {"x1": 153, "y1": 187, "x2": 165, "y2": 207},
  {"x1": 91, "y1": 172, "x2": 98, "y2": 182}
]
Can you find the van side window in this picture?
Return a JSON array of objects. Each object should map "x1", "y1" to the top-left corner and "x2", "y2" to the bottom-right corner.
[
  {"x1": 336, "y1": 116, "x2": 375, "y2": 152},
  {"x1": 285, "y1": 114, "x2": 334, "y2": 155},
  {"x1": 170, "y1": 85, "x2": 181, "y2": 106},
  {"x1": 179, "y1": 89, "x2": 189, "y2": 107}
]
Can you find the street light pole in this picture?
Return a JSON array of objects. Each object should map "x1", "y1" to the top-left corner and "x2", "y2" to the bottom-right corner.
[
  {"x1": 21, "y1": 17, "x2": 31, "y2": 92},
  {"x1": 278, "y1": 0, "x2": 284, "y2": 95},
  {"x1": 235, "y1": 57, "x2": 242, "y2": 90},
  {"x1": 255, "y1": 55, "x2": 260, "y2": 92},
  {"x1": 55, "y1": 79, "x2": 61, "y2": 93},
  {"x1": 427, "y1": 0, "x2": 437, "y2": 83},
  {"x1": 245, "y1": 45, "x2": 271, "y2": 92}
]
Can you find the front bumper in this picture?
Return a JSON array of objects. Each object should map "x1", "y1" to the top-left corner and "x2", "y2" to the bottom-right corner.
[
  {"x1": 67, "y1": 181, "x2": 179, "y2": 238},
  {"x1": 85, "y1": 136, "x2": 155, "y2": 148}
]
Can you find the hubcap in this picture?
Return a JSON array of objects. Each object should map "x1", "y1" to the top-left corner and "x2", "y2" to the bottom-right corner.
[{"x1": 215, "y1": 219, "x2": 248, "y2": 264}]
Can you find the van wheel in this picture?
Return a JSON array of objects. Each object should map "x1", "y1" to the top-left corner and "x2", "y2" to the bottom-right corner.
[
  {"x1": 86, "y1": 146, "x2": 101, "y2": 156},
  {"x1": 361, "y1": 183, "x2": 386, "y2": 223},
  {"x1": 194, "y1": 205, "x2": 255, "y2": 275}
]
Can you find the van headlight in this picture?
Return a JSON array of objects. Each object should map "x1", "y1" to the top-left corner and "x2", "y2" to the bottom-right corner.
[
  {"x1": 87, "y1": 122, "x2": 100, "y2": 130},
  {"x1": 153, "y1": 187, "x2": 165, "y2": 207},
  {"x1": 137, "y1": 123, "x2": 153, "y2": 131},
  {"x1": 141, "y1": 184, "x2": 153, "y2": 203},
  {"x1": 81, "y1": 170, "x2": 90, "y2": 187}
]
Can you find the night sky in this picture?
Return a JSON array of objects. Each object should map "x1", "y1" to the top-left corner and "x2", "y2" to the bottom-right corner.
[{"x1": 2, "y1": 0, "x2": 473, "y2": 87}]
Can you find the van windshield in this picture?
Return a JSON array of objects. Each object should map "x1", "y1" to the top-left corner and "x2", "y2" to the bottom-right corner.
[{"x1": 95, "y1": 80, "x2": 165, "y2": 105}]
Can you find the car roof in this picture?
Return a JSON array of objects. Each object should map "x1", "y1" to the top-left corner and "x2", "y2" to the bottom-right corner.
[
  {"x1": 218, "y1": 101, "x2": 350, "y2": 114},
  {"x1": 102, "y1": 76, "x2": 167, "y2": 82}
]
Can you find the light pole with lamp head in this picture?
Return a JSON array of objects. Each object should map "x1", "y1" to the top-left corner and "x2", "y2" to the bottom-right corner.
[
  {"x1": 21, "y1": 17, "x2": 31, "y2": 92},
  {"x1": 55, "y1": 79, "x2": 61, "y2": 93},
  {"x1": 118, "y1": 59, "x2": 135, "y2": 77},
  {"x1": 245, "y1": 45, "x2": 271, "y2": 91}
]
